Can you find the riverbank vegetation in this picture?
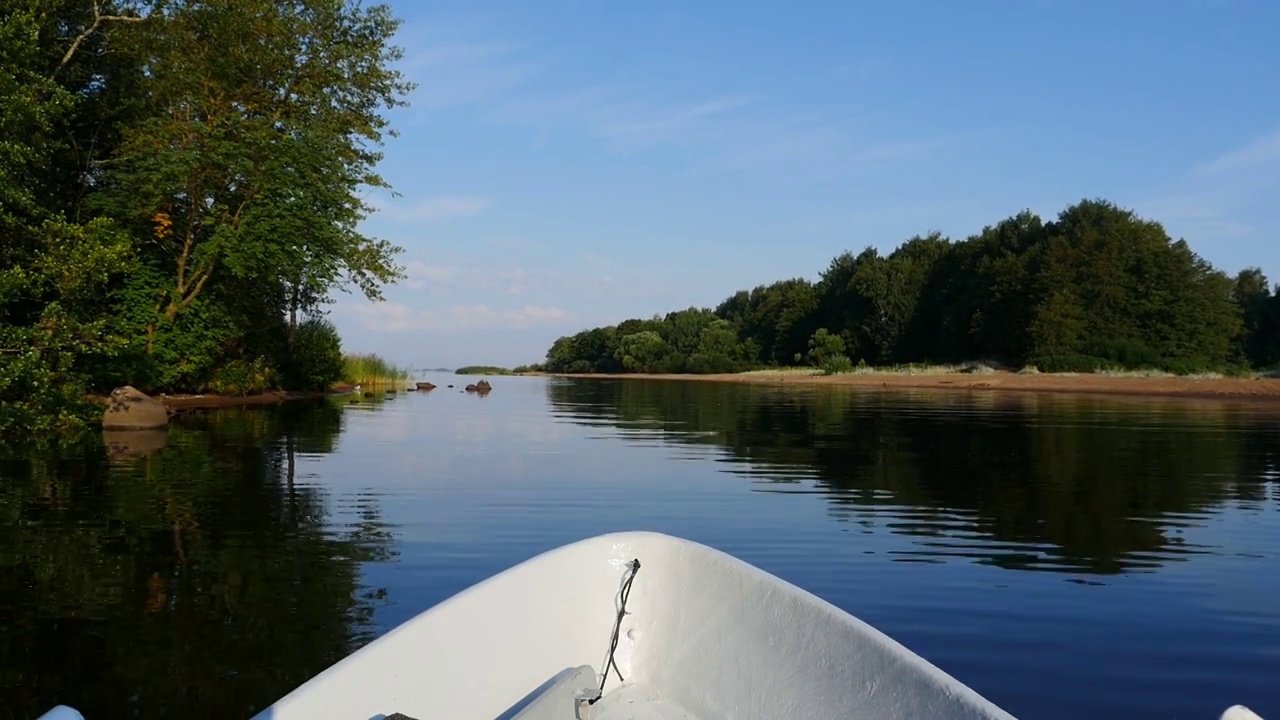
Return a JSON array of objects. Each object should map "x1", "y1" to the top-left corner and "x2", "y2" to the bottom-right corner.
[
  {"x1": 1, "y1": 1, "x2": 412, "y2": 434},
  {"x1": 343, "y1": 354, "x2": 411, "y2": 387},
  {"x1": 544, "y1": 201, "x2": 1280, "y2": 378}
]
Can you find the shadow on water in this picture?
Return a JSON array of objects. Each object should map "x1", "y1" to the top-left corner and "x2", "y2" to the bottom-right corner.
[
  {"x1": 0, "y1": 400, "x2": 395, "y2": 719},
  {"x1": 545, "y1": 379, "x2": 1279, "y2": 575}
]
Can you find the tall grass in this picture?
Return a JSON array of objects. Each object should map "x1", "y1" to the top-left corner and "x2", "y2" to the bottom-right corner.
[{"x1": 342, "y1": 353, "x2": 410, "y2": 386}]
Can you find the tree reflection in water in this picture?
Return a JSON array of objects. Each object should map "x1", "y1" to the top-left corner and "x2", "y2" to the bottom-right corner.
[
  {"x1": 0, "y1": 400, "x2": 395, "y2": 719},
  {"x1": 546, "y1": 379, "x2": 1278, "y2": 574}
]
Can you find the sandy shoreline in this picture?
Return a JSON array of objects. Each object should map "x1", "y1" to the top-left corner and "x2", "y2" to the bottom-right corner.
[{"x1": 544, "y1": 370, "x2": 1280, "y2": 403}]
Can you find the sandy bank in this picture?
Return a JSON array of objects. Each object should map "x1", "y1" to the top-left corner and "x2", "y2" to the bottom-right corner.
[{"x1": 548, "y1": 370, "x2": 1280, "y2": 402}]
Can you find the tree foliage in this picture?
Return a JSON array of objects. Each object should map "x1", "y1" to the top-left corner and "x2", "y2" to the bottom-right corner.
[
  {"x1": 1, "y1": 0, "x2": 411, "y2": 433},
  {"x1": 544, "y1": 200, "x2": 1274, "y2": 376}
]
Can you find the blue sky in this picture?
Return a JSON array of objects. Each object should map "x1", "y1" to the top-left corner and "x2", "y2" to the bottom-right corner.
[{"x1": 331, "y1": 0, "x2": 1280, "y2": 370}]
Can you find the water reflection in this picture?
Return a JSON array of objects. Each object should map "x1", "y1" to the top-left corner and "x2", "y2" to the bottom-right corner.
[
  {"x1": 0, "y1": 401, "x2": 393, "y2": 719},
  {"x1": 545, "y1": 379, "x2": 1279, "y2": 574}
]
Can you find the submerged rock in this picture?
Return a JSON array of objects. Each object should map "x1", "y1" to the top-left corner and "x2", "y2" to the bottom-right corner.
[{"x1": 102, "y1": 386, "x2": 169, "y2": 430}]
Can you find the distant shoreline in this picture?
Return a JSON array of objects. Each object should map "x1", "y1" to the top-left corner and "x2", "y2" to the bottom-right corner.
[{"x1": 542, "y1": 370, "x2": 1280, "y2": 403}]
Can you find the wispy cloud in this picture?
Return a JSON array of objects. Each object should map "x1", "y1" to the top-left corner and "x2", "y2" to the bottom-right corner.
[
  {"x1": 371, "y1": 195, "x2": 492, "y2": 223},
  {"x1": 394, "y1": 18, "x2": 945, "y2": 172},
  {"x1": 1191, "y1": 128, "x2": 1280, "y2": 177},
  {"x1": 395, "y1": 17, "x2": 540, "y2": 112},
  {"x1": 403, "y1": 261, "x2": 460, "y2": 290},
  {"x1": 852, "y1": 136, "x2": 961, "y2": 164},
  {"x1": 401, "y1": 261, "x2": 537, "y2": 296},
  {"x1": 1136, "y1": 126, "x2": 1280, "y2": 242},
  {"x1": 353, "y1": 301, "x2": 570, "y2": 332},
  {"x1": 596, "y1": 95, "x2": 760, "y2": 146}
]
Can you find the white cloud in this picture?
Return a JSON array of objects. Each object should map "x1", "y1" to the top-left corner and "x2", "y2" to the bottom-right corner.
[
  {"x1": 447, "y1": 304, "x2": 569, "y2": 329},
  {"x1": 400, "y1": 196, "x2": 491, "y2": 222},
  {"x1": 489, "y1": 269, "x2": 530, "y2": 295},
  {"x1": 352, "y1": 301, "x2": 570, "y2": 333},
  {"x1": 399, "y1": 262, "x2": 538, "y2": 295},
  {"x1": 403, "y1": 261, "x2": 460, "y2": 290}
]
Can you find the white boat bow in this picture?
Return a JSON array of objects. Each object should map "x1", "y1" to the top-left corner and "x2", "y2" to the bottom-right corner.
[
  {"x1": 38, "y1": 531, "x2": 1267, "y2": 720},
  {"x1": 258, "y1": 531, "x2": 1015, "y2": 719}
]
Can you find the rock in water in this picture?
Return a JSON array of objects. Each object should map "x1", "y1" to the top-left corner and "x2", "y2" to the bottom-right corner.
[
  {"x1": 475, "y1": 379, "x2": 492, "y2": 393},
  {"x1": 464, "y1": 384, "x2": 478, "y2": 393},
  {"x1": 102, "y1": 386, "x2": 169, "y2": 430},
  {"x1": 102, "y1": 429, "x2": 169, "y2": 465}
]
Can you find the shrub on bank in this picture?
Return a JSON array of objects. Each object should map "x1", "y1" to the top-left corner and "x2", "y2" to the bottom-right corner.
[
  {"x1": 287, "y1": 318, "x2": 345, "y2": 391},
  {"x1": 205, "y1": 357, "x2": 278, "y2": 396}
]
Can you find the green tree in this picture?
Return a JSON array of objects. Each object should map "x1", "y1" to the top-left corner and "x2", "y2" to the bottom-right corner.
[
  {"x1": 1233, "y1": 268, "x2": 1276, "y2": 367},
  {"x1": 99, "y1": 0, "x2": 410, "y2": 349},
  {"x1": 0, "y1": 4, "x2": 138, "y2": 433},
  {"x1": 2, "y1": 1, "x2": 416, "y2": 434},
  {"x1": 545, "y1": 199, "x2": 1266, "y2": 376},
  {"x1": 685, "y1": 319, "x2": 742, "y2": 373},
  {"x1": 807, "y1": 328, "x2": 846, "y2": 366},
  {"x1": 285, "y1": 317, "x2": 345, "y2": 391},
  {"x1": 616, "y1": 331, "x2": 668, "y2": 373}
]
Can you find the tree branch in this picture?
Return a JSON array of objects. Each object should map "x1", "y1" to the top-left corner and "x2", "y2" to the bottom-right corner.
[
  {"x1": 181, "y1": 257, "x2": 218, "y2": 309},
  {"x1": 58, "y1": 0, "x2": 146, "y2": 73}
]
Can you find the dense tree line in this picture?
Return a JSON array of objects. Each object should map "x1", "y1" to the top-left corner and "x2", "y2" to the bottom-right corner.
[
  {"x1": 1, "y1": 1, "x2": 411, "y2": 433},
  {"x1": 545, "y1": 201, "x2": 1280, "y2": 376}
]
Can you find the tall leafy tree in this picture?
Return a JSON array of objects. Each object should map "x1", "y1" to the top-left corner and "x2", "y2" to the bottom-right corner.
[
  {"x1": 98, "y1": 0, "x2": 410, "y2": 348},
  {"x1": 2, "y1": 0, "x2": 415, "y2": 432}
]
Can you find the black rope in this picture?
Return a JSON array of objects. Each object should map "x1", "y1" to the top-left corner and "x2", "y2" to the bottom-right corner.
[{"x1": 587, "y1": 558, "x2": 640, "y2": 705}]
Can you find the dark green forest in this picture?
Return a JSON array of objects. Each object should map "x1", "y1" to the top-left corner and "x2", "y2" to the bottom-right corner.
[
  {"x1": 544, "y1": 201, "x2": 1280, "y2": 377},
  {"x1": 1, "y1": 1, "x2": 412, "y2": 433}
]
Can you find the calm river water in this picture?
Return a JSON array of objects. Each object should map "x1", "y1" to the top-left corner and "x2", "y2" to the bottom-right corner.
[{"x1": 2, "y1": 376, "x2": 1278, "y2": 719}]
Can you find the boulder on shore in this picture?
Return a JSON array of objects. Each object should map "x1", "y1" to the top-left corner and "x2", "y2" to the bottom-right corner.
[{"x1": 102, "y1": 386, "x2": 169, "y2": 430}]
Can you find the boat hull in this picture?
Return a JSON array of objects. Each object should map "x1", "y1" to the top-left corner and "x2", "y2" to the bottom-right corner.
[{"x1": 252, "y1": 531, "x2": 1016, "y2": 720}]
